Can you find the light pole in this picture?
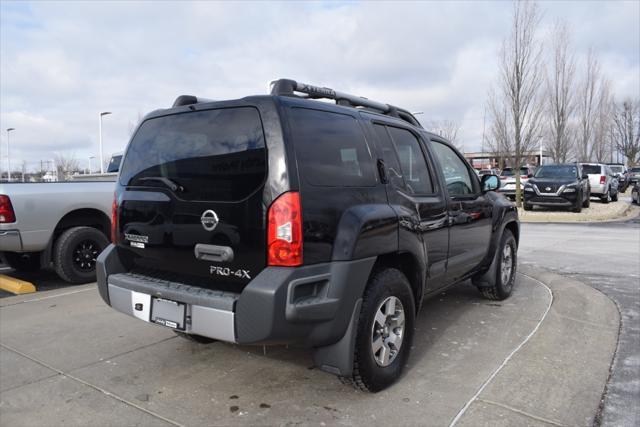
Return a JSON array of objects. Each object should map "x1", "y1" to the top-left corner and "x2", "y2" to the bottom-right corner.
[
  {"x1": 6, "y1": 128, "x2": 15, "y2": 181},
  {"x1": 99, "y1": 112, "x2": 112, "y2": 173},
  {"x1": 89, "y1": 156, "x2": 95, "y2": 174},
  {"x1": 538, "y1": 135, "x2": 544, "y2": 166}
]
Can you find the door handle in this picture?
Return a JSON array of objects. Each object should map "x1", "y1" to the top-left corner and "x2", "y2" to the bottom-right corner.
[{"x1": 194, "y1": 244, "x2": 234, "y2": 263}]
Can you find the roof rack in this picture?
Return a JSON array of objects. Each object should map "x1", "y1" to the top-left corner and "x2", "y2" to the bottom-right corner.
[{"x1": 270, "y1": 79, "x2": 422, "y2": 128}]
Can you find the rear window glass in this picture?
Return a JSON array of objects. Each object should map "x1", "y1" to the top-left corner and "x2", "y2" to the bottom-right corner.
[
  {"x1": 582, "y1": 165, "x2": 602, "y2": 175},
  {"x1": 107, "y1": 155, "x2": 122, "y2": 173},
  {"x1": 289, "y1": 108, "x2": 375, "y2": 187},
  {"x1": 609, "y1": 166, "x2": 624, "y2": 173},
  {"x1": 501, "y1": 169, "x2": 514, "y2": 176},
  {"x1": 119, "y1": 107, "x2": 266, "y2": 201}
]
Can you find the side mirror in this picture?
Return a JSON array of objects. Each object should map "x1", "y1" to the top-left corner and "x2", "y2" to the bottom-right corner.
[
  {"x1": 582, "y1": 173, "x2": 589, "y2": 180},
  {"x1": 481, "y1": 174, "x2": 500, "y2": 192}
]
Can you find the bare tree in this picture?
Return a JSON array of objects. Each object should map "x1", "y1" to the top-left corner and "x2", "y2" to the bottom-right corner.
[
  {"x1": 428, "y1": 119, "x2": 463, "y2": 151},
  {"x1": 54, "y1": 153, "x2": 80, "y2": 181},
  {"x1": 490, "y1": 0, "x2": 545, "y2": 206},
  {"x1": 128, "y1": 111, "x2": 145, "y2": 136},
  {"x1": 545, "y1": 21, "x2": 575, "y2": 163},
  {"x1": 612, "y1": 99, "x2": 640, "y2": 165},
  {"x1": 486, "y1": 90, "x2": 514, "y2": 169},
  {"x1": 591, "y1": 79, "x2": 614, "y2": 162},
  {"x1": 576, "y1": 49, "x2": 601, "y2": 162}
]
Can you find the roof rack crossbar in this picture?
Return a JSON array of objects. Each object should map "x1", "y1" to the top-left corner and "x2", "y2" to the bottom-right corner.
[{"x1": 270, "y1": 79, "x2": 422, "y2": 128}]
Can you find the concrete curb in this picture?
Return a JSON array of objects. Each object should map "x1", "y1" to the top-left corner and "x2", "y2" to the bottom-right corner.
[
  {"x1": 519, "y1": 202, "x2": 637, "y2": 223},
  {"x1": 455, "y1": 265, "x2": 620, "y2": 426}
]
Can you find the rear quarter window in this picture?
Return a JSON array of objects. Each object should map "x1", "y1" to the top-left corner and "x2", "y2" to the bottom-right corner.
[
  {"x1": 582, "y1": 165, "x2": 602, "y2": 175},
  {"x1": 288, "y1": 108, "x2": 376, "y2": 187}
]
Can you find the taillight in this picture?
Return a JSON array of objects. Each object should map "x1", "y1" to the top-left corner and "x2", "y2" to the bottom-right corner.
[
  {"x1": 600, "y1": 175, "x2": 606, "y2": 185},
  {"x1": 267, "y1": 191, "x2": 302, "y2": 266},
  {"x1": 0, "y1": 195, "x2": 16, "y2": 223},
  {"x1": 111, "y1": 193, "x2": 118, "y2": 243},
  {"x1": 521, "y1": 175, "x2": 528, "y2": 179}
]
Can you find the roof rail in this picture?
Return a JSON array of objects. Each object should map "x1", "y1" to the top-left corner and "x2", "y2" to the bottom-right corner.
[{"x1": 270, "y1": 79, "x2": 422, "y2": 128}]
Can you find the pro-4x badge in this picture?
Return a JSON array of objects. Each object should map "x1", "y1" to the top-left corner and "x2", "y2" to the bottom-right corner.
[{"x1": 201, "y1": 210, "x2": 219, "y2": 231}]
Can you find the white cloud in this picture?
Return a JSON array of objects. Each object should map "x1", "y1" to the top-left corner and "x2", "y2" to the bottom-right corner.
[{"x1": 0, "y1": 0, "x2": 638, "y2": 171}]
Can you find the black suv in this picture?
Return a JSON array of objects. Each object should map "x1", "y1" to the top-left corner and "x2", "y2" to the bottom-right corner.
[
  {"x1": 97, "y1": 79, "x2": 519, "y2": 392},
  {"x1": 523, "y1": 163, "x2": 590, "y2": 212}
]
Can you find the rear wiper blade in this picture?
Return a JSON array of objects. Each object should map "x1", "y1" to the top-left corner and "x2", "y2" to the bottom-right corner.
[{"x1": 137, "y1": 176, "x2": 184, "y2": 192}]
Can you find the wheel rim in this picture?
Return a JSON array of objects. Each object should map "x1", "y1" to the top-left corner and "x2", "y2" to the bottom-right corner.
[
  {"x1": 501, "y1": 243, "x2": 514, "y2": 287},
  {"x1": 371, "y1": 296, "x2": 405, "y2": 367},
  {"x1": 72, "y1": 239, "x2": 100, "y2": 272}
]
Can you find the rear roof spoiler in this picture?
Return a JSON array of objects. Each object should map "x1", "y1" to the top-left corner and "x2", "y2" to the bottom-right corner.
[{"x1": 270, "y1": 79, "x2": 423, "y2": 128}]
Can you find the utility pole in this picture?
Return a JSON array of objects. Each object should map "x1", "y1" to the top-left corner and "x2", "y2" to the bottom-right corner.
[
  {"x1": 99, "y1": 112, "x2": 112, "y2": 173},
  {"x1": 6, "y1": 128, "x2": 15, "y2": 182}
]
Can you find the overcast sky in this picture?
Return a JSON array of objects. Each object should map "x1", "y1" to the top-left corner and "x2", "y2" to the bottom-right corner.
[{"x1": 1, "y1": 0, "x2": 638, "y2": 172}]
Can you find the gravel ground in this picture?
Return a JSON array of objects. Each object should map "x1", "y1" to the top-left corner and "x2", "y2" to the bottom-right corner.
[{"x1": 517, "y1": 189, "x2": 638, "y2": 222}]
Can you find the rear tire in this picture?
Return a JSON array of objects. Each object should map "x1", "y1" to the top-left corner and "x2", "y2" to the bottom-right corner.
[
  {"x1": 601, "y1": 189, "x2": 611, "y2": 204},
  {"x1": 611, "y1": 190, "x2": 618, "y2": 202},
  {"x1": 344, "y1": 268, "x2": 415, "y2": 392},
  {"x1": 174, "y1": 331, "x2": 216, "y2": 344},
  {"x1": 477, "y1": 230, "x2": 517, "y2": 301},
  {"x1": 4, "y1": 252, "x2": 41, "y2": 272},
  {"x1": 523, "y1": 202, "x2": 532, "y2": 211},
  {"x1": 53, "y1": 226, "x2": 108, "y2": 284}
]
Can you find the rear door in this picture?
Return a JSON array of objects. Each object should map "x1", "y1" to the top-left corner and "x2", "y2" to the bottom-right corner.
[{"x1": 116, "y1": 107, "x2": 268, "y2": 288}]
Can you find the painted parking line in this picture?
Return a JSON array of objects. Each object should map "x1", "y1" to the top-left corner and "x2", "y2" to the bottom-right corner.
[{"x1": 0, "y1": 274, "x2": 36, "y2": 295}]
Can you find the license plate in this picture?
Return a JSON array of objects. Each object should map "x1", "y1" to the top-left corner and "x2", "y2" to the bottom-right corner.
[{"x1": 151, "y1": 298, "x2": 186, "y2": 330}]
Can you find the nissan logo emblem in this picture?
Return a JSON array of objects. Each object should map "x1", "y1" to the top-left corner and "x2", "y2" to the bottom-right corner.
[
  {"x1": 545, "y1": 187, "x2": 551, "y2": 192},
  {"x1": 201, "y1": 210, "x2": 219, "y2": 231}
]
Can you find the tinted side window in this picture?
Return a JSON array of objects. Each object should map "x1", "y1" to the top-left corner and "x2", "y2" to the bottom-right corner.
[
  {"x1": 431, "y1": 141, "x2": 476, "y2": 196},
  {"x1": 289, "y1": 108, "x2": 376, "y2": 187},
  {"x1": 386, "y1": 127, "x2": 434, "y2": 194}
]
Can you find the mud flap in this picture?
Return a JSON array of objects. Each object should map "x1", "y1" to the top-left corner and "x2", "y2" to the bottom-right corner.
[
  {"x1": 472, "y1": 246, "x2": 499, "y2": 289},
  {"x1": 312, "y1": 299, "x2": 362, "y2": 376}
]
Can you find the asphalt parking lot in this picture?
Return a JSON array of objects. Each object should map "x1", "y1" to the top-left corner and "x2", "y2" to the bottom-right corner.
[{"x1": 0, "y1": 200, "x2": 637, "y2": 426}]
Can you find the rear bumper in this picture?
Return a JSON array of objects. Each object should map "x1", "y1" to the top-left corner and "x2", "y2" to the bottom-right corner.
[
  {"x1": 96, "y1": 244, "x2": 375, "y2": 347},
  {"x1": 0, "y1": 230, "x2": 22, "y2": 252}
]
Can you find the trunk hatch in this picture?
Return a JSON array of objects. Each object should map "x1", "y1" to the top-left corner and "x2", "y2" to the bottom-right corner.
[{"x1": 117, "y1": 106, "x2": 267, "y2": 289}]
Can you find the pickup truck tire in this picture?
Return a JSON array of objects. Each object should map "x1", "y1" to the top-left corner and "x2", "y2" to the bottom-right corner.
[
  {"x1": 53, "y1": 226, "x2": 108, "y2": 284},
  {"x1": 344, "y1": 268, "x2": 415, "y2": 392},
  {"x1": 173, "y1": 331, "x2": 216, "y2": 344},
  {"x1": 4, "y1": 252, "x2": 42, "y2": 272},
  {"x1": 479, "y1": 229, "x2": 517, "y2": 301}
]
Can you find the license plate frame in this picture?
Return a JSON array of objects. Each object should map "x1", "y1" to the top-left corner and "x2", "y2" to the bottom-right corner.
[{"x1": 151, "y1": 297, "x2": 186, "y2": 331}]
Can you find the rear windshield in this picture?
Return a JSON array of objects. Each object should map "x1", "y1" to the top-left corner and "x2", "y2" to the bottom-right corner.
[
  {"x1": 582, "y1": 164, "x2": 602, "y2": 175},
  {"x1": 501, "y1": 168, "x2": 528, "y2": 176},
  {"x1": 288, "y1": 108, "x2": 376, "y2": 187},
  {"x1": 609, "y1": 166, "x2": 624, "y2": 173},
  {"x1": 119, "y1": 107, "x2": 266, "y2": 201},
  {"x1": 107, "y1": 155, "x2": 122, "y2": 173},
  {"x1": 534, "y1": 165, "x2": 577, "y2": 179}
]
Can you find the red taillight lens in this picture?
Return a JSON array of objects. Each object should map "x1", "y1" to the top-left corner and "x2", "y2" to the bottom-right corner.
[
  {"x1": 0, "y1": 195, "x2": 16, "y2": 223},
  {"x1": 521, "y1": 175, "x2": 528, "y2": 179},
  {"x1": 110, "y1": 193, "x2": 118, "y2": 243},
  {"x1": 600, "y1": 175, "x2": 606, "y2": 185},
  {"x1": 267, "y1": 191, "x2": 302, "y2": 267}
]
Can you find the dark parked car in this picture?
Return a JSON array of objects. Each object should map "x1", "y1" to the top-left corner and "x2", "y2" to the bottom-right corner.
[
  {"x1": 629, "y1": 167, "x2": 640, "y2": 185},
  {"x1": 632, "y1": 181, "x2": 639, "y2": 204},
  {"x1": 607, "y1": 163, "x2": 629, "y2": 193},
  {"x1": 97, "y1": 79, "x2": 519, "y2": 392},
  {"x1": 523, "y1": 164, "x2": 590, "y2": 212}
]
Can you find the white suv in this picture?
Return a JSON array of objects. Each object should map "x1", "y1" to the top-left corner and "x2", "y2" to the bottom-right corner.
[{"x1": 580, "y1": 163, "x2": 619, "y2": 203}]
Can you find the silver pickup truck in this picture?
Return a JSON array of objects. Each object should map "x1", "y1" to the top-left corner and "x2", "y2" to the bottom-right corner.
[{"x1": 0, "y1": 181, "x2": 115, "y2": 283}]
